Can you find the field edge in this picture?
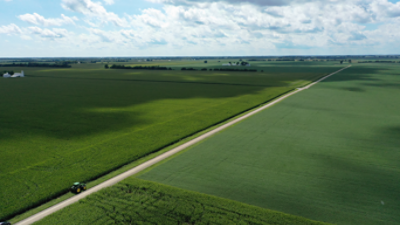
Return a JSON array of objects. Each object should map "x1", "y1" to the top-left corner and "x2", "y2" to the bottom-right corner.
[{"x1": 33, "y1": 178, "x2": 332, "y2": 225}]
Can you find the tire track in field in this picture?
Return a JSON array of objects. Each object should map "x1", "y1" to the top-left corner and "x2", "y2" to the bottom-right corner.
[{"x1": 15, "y1": 65, "x2": 350, "y2": 225}]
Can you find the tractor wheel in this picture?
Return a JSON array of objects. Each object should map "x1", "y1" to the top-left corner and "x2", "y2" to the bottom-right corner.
[
  {"x1": 83, "y1": 186, "x2": 87, "y2": 190},
  {"x1": 77, "y1": 188, "x2": 81, "y2": 193}
]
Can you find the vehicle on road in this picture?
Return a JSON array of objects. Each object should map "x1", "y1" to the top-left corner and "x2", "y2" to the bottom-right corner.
[
  {"x1": 70, "y1": 182, "x2": 87, "y2": 194},
  {"x1": 0, "y1": 221, "x2": 11, "y2": 225}
]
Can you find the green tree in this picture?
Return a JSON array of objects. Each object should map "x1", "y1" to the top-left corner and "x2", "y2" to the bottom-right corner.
[
  {"x1": 105, "y1": 64, "x2": 109, "y2": 69},
  {"x1": 204, "y1": 60, "x2": 208, "y2": 63}
]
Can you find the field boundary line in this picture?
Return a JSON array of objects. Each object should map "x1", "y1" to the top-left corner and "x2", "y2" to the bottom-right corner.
[{"x1": 15, "y1": 65, "x2": 350, "y2": 225}]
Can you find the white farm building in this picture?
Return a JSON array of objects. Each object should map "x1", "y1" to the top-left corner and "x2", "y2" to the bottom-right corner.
[{"x1": 3, "y1": 70, "x2": 24, "y2": 78}]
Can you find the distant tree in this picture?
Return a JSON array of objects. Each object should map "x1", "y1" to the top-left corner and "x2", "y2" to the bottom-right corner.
[
  {"x1": 239, "y1": 59, "x2": 242, "y2": 61},
  {"x1": 104, "y1": 64, "x2": 109, "y2": 69},
  {"x1": 204, "y1": 60, "x2": 208, "y2": 63},
  {"x1": 237, "y1": 62, "x2": 240, "y2": 65},
  {"x1": 340, "y1": 61, "x2": 343, "y2": 64},
  {"x1": 349, "y1": 59, "x2": 352, "y2": 63}
]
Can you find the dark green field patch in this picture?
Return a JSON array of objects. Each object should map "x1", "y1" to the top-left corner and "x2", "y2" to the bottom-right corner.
[
  {"x1": 138, "y1": 64, "x2": 400, "y2": 225},
  {"x1": 34, "y1": 178, "x2": 330, "y2": 225}
]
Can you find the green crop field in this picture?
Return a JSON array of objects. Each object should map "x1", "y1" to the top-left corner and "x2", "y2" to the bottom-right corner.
[
  {"x1": 139, "y1": 63, "x2": 400, "y2": 224},
  {"x1": 33, "y1": 178, "x2": 330, "y2": 225},
  {"x1": 0, "y1": 61, "x2": 340, "y2": 220}
]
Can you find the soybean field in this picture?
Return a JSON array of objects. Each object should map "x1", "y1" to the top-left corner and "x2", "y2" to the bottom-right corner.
[{"x1": 138, "y1": 63, "x2": 400, "y2": 225}]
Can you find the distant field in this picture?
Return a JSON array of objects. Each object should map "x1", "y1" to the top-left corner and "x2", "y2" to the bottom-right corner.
[
  {"x1": 139, "y1": 63, "x2": 400, "y2": 224},
  {"x1": 34, "y1": 178, "x2": 330, "y2": 225},
  {"x1": 0, "y1": 61, "x2": 340, "y2": 220}
]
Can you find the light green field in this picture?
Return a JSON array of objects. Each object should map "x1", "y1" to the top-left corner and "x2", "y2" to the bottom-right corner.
[
  {"x1": 34, "y1": 178, "x2": 331, "y2": 225},
  {"x1": 0, "y1": 62, "x2": 340, "y2": 220},
  {"x1": 138, "y1": 63, "x2": 400, "y2": 224}
]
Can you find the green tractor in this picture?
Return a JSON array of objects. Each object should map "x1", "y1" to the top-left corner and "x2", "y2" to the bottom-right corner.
[{"x1": 70, "y1": 182, "x2": 87, "y2": 194}]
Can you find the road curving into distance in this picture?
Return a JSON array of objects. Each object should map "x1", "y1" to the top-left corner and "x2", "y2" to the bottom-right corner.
[{"x1": 15, "y1": 65, "x2": 351, "y2": 225}]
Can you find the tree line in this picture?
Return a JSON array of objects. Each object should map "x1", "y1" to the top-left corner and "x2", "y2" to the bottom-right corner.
[
  {"x1": 181, "y1": 67, "x2": 258, "y2": 72},
  {"x1": 108, "y1": 64, "x2": 172, "y2": 70},
  {"x1": 213, "y1": 68, "x2": 257, "y2": 72},
  {"x1": 0, "y1": 62, "x2": 71, "y2": 68},
  {"x1": 358, "y1": 60, "x2": 399, "y2": 63}
]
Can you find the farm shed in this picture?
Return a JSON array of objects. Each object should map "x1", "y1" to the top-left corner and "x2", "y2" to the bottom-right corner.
[{"x1": 11, "y1": 71, "x2": 25, "y2": 78}]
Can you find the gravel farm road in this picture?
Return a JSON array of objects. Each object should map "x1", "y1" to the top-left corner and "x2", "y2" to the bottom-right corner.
[{"x1": 15, "y1": 65, "x2": 351, "y2": 225}]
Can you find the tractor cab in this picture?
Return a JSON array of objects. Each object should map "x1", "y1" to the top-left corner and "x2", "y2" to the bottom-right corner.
[{"x1": 70, "y1": 182, "x2": 87, "y2": 194}]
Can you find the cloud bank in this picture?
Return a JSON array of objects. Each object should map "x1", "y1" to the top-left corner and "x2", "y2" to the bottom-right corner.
[{"x1": 1, "y1": 0, "x2": 400, "y2": 56}]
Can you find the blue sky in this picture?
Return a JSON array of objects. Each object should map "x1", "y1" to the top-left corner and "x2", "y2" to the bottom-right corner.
[{"x1": 1, "y1": 0, "x2": 400, "y2": 57}]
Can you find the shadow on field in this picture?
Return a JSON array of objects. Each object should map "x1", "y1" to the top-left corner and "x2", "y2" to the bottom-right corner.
[
  {"x1": 30, "y1": 75, "x2": 270, "y2": 87},
  {"x1": 1, "y1": 69, "x2": 305, "y2": 142},
  {"x1": 0, "y1": 81, "x2": 258, "y2": 141},
  {"x1": 322, "y1": 67, "x2": 384, "y2": 83},
  {"x1": 362, "y1": 82, "x2": 400, "y2": 89},
  {"x1": 0, "y1": 65, "x2": 339, "y2": 142},
  {"x1": 295, "y1": 125, "x2": 400, "y2": 224},
  {"x1": 309, "y1": 154, "x2": 400, "y2": 224},
  {"x1": 339, "y1": 87, "x2": 366, "y2": 92}
]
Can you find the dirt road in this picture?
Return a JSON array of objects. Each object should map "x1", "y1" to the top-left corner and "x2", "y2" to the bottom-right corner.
[{"x1": 15, "y1": 65, "x2": 351, "y2": 225}]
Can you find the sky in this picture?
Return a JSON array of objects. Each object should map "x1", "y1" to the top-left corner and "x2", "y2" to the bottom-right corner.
[{"x1": 0, "y1": 0, "x2": 400, "y2": 57}]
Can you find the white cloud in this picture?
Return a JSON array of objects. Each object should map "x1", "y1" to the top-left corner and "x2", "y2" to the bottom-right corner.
[
  {"x1": 62, "y1": 0, "x2": 128, "y2": 27},
  {"x1": 2, "y1": 0, "x2": 400, "y2": 55},
  {"x1": 370, "y1": 0, "x2": 400, "y2": 18},
  {"x1": 146, "y1": 0, "x2": 352, "y2": 7},
  {"x1": 0, "y1": 23, "x2": 22, "y2": 34},
  {"x1": 29, "y1": 27, "x2": 71, "y2": 39},
  {"x1": 18, "y1": 13, "x2": 78, "y2": 26},
  {"x1": 134, "y1": 0, "x2": 400, "y2": 49}
]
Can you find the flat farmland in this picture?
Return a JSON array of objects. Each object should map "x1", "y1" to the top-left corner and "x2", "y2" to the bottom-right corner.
[
  {"x1": 34, "y1": 178, "x2": 330, "y2": 225},
  {"x1": 0, "y1": 62, "x2": 339, "y2": 220},
  {"x1": 138, "y1": 63, "x2": 400, "y2": 224}
]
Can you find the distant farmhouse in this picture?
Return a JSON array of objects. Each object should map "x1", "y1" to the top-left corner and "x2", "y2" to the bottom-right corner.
[{"x1": 3, "y1": 70, "x2": 24, "y2": 78}]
